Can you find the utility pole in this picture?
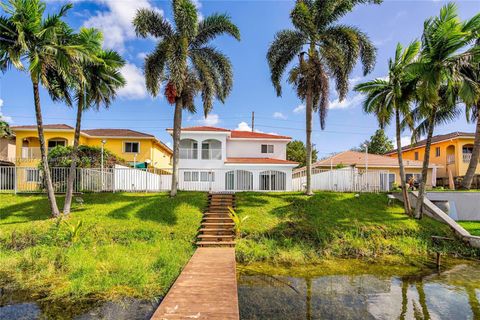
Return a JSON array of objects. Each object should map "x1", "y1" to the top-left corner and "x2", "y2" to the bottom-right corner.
[{"x1": 251, "y1": 111, "x2": 255, "y2": 132}]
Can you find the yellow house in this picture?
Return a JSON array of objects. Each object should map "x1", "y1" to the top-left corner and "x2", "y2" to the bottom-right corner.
[
  {"x1": 385, "y1": 132, "x2": 479, "y2": 184},
  {"x1": 11, "y1": 124, "x2": 172, "y2": 169}
]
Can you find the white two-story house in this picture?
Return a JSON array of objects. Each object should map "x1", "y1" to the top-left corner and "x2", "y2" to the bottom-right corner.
[{"x1": 167, "y1": 126, "x2": 298, "y2": 191}]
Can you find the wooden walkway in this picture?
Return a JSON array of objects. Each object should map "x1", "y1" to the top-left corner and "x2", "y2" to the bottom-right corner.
[{"x1": 151, "y1": 247, "x2": 239, "y2": 320}]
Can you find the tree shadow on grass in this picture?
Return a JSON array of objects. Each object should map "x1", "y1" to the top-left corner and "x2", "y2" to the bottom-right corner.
[{"x1": 0, "y1": 195, "x2": 60, "y2": 225}]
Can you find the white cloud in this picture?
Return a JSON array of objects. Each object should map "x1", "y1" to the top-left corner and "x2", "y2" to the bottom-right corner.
[
  {"x1": 273, "y1": 112, "x2": 287, "y2": 120},
  {"x1": 117, "y1": 63, "x2": 148, "y2": 99},
  {"x1": 83, "y1": 0, "x2": 164, "y2": 51},
  {"x1": 235, "y1": 121, "x2": 252, "y2": 131},
  {"x1": 197, "y1": 114, "x2": 220, "y2": 126},
  {"x1": 137, "y1": 52, "x2": 148, "y2": 60},
  {"x1": 192, "y1": 0, "x2": 204, "y2": 21},
  {"x1": 400, "y1": 136, "x2": 412, "y2": 147},
  {"x1": 0, "y1": 99, "x2": 13, "y2": 123},
  {"x1": 293, "y1": 104, "x2": 305, "y2": 113},
  {"x1": 329, "y1": 93, "x2": 364, "y2": 110}
]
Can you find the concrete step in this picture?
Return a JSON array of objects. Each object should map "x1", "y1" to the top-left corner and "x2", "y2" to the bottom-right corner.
[
  {"x1": 201, "y1": 222, "x2": 235, "y2": 227},
  {"x1": 203, "y1": 217, "x2": 233, "y2": 221},
  {"x1": 199, "y1": 228, "x2": 234, "y2": 233}
]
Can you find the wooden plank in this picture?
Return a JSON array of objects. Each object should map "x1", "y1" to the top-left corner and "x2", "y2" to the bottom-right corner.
[{"x1": 151, "y1": 248, "x2": 239, "y2": 320}]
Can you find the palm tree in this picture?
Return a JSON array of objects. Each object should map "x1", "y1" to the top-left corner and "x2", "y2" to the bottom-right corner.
[
  {"x1": 63, "y1": 29, "x2": 126, "y2": 215},
  {"x1": 133, "y1": 0, "x2": 240, "y2": 197},
  {"x1": 409, "y1": 3, "x2": 480, "y2": 218},
  {"x1": 267, "y1": 0, "x2": 380, "y2": 195},
  {"x1": 355, "y1": 41, "x2": 420, "y2": 215},
  {"x1": 0, "y1": 0, "x2": 92, "y2": 217},
  {"x1": 461, "y1": 40, "x2": 480, "y2": 190}
]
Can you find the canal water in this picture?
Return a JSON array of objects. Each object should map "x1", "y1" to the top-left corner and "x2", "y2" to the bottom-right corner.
[
  {"x1": 238, "y1": 263, "x2": 480, "y2": 319},
  {"x1": 2, "y1": 261, "x2": 480, "y2": 319}
]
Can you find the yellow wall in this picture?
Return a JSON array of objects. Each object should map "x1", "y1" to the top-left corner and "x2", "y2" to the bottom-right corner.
[
  {"x1": 12, "y1": 129, "x2": 172, "y2": 169},
  {"x1": 388, "y1": 137, "x2": 479, "y2": 178}
]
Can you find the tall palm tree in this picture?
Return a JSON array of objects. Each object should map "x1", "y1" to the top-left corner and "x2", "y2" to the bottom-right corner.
[
  {"x1": 267, "y1": 0, "x2": 380, "y2": 195},
  {"x1": 355, "y1": 41, "x2": 420, "y2": 215},
  {"x1": 0, "y1": 0, "x2": 92, "y2": 217},
  {"x1": 63, "y1": 29, "x2": 126, "y2": 215},
  {"x1": 461, "y1": 40, "x2": 480, "y2": 189},
  {"x1": 409, "y1": 3, "x2": 480, "y2": 218},
  {"x1": 133, "y1": 0, "x2": 240, "y2": 197}
]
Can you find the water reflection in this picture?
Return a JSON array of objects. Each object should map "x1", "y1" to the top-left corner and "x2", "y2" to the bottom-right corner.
[{"x1": 238, "y1": 264, "x2": 480, "y2": 320}]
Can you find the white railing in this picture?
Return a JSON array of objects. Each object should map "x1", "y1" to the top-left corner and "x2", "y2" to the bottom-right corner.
[
  {"x1": 21, "y1": 147, "x2": 41, "y2": 159},
  {"x1": 292, "y1": 167, "x2": 391, "y2": 192},
  {"x1": 447, "y1": 154, "x2": 455, "y2": 164},
  {"x1": 180, "y1": 148, "x2": 222, "y2": 160},
  {"x1": 462, "y1": 153, "x2": 479, "y2": 163},
  {"x1": 201, "y1": 148, "x2": 222, "y2": 160}
]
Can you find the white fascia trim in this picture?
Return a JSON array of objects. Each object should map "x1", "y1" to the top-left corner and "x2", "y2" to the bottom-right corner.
[
  {"x1": 228, "y1": 138, "x2": 291, "y2": 142},
  {"x1": 224, "y1": 163, "x2": 298, "y2": 167}
]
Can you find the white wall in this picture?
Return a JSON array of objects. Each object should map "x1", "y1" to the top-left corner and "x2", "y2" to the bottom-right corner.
[
  {"x1": 178, "y1": 132, "x2": 229, "y2": 169},
  {"x1": 226, "y1": 140, "x2": 287, "y2": 160}
]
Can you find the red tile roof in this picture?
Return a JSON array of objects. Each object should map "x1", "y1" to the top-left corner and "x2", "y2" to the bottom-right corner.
[
  {"x1": 82, "y1": 128, "x2": 154, "y2": 138},
  {"x1": 225, "y1": 157, "x2": 298, "y2": 165},
  {"x1": 230, "y1": 130, "x2": 291, "y2": 140},
  {"x1": 304, "y1": 150, "x2": 435, "y2": 169},
  {"x1": 386, "y1": 132, "x2": 475, "y2": 154},
  {"x1": 12, "y1": 124, "x2": 74, "y2": 130}
]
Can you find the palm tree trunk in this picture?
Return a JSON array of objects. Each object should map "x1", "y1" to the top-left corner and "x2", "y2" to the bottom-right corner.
[
  {"x1": 305, "y1": 87, "x2": 313, "y2": 196},
  {"x1": 396, "y1": 109, "x2": 411, "y2": 215},
  {"x1": 414, "y1": 107, "x2": 437, "y2": 219},
  {"x1": 33, "y1": 82, "x2": 60, "y2": 217},
  {"x1": 170, "y1": 98, "x2": 183, "y2": 197},
  {"x1": 63, "y1": 94, "x2": 84, "y2": 215},
  {"x1": 461, "y1": 108, "x2": 480, "y2": 189}
]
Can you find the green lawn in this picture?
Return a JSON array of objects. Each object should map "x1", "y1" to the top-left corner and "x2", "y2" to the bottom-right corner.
[
  {"x1": 459, "y1": 221, "x2": 480, "y2": 236},
  {"x1": 235, "y1": 192, "x2": 479, "y2": 266},
  {"x1": 0, "y1": 192, "x2": 205, "y2": 301}
]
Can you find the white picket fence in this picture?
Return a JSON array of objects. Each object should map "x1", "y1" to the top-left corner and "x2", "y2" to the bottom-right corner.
[
  {"x1": 0, "y1": 166, "x2": 391, "y2": 193},
  {"x1": 291, "y1": 167, "x2": 391, "y2": 192}
]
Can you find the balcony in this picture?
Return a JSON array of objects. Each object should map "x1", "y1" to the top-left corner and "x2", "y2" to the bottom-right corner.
[
  {"x1": 179, "y1": 148, "x2": 222, "y2": 160},
  {"x1": 21, "y1": 147, "x2": 41, "y2": 159}
]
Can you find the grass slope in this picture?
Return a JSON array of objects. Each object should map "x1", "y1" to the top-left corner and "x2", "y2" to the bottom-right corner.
[
  {"x1": 0, "y1": 192, "x2": 205, "y2": 301},
  {"x1": 459, "y1": 221, "x2": 480, "y2": 236},
  {"x1": 235, "y1": 192, "x2": 479, "y2": 266}
]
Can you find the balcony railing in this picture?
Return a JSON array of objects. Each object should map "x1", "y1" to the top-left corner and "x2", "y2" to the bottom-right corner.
[
  {"x1": 463, "y1": 153, "x2": 480, "y2": 163},
  {"x1": 201, "y1": 148, "x2": 222, "y2": 160},
  {"x1": 179, "y1": 148, "x2": 222, "y2": 160},
  {"x1": 447, "y1": 154, "x2": 455, "y2": 164},
  {"x1": 21, "y1": 147, "x2": 41, "y2": 159}
]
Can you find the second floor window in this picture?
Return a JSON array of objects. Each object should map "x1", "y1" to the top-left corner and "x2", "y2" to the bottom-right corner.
[
  {"x1": 414, "y1": 151, "x2": 419, "y2": 160},
  {"x1": 435, "y1": 147, "x2": 440, "y2": 157},
  {"x1": 261, "y1": 144, "x2": 274, "y2": 154},
  {"x1": 124, "y1": 142, "x2": 139, "y2": 153}
]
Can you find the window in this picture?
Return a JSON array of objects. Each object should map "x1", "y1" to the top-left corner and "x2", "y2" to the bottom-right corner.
[
  {"x1": 184, "y1": 171, "x2": 199, "y2": 182},
  {"x1": 261, "y1": 144, "x2": 274, "y2": 154},
  {"x1": 435, "y1": 147, "x2": 440, "y2": 157},
  {"x1": 48, "y1": 140, "x2": 66, "y2": 149},
  {"x1": 124, "y1": 142, "x2": 139, "y2": 153},
  {"x1": 414, "y1": 152, "x2": 419, "y2": 160},
  {"x1": 200, "y1": 171, "x2": 215, "y2": 182},
  {"x1": 26, "y1": 169, "x2": 40, "y2": 182},
  {"x1": 201, "y1": 143, "x2": 210, "y2": 159}
]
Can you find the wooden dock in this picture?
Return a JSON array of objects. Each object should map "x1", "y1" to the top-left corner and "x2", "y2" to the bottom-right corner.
[{"x1": 151, "y1": 247, "x2": 239, "y2": 320}]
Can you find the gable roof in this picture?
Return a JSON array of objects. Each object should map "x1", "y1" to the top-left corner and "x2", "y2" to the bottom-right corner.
[
  {"x1": 169, "y1": 126, "x2": 291, "y2": 140},
  {"x1": 385, "y1": 132, "x2": 475, "y2": 155},
  {"x1": 12, "y1": 124, "x2": 74, "y2": 130},
  {"x1": 305, "y1": 150, "x2": 434, "y2": 169},
  {"x1": 82, "y1": 128, "x2": 154, "y2": 138}
]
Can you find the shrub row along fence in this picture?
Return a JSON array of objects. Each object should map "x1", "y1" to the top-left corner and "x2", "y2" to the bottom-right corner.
[{"x1": 0, "y1": 166, "x2": 391, "y2": 193}]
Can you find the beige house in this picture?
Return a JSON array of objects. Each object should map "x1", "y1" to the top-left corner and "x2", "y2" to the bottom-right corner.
[
  {"x1": 294, "y1": 150, "x2": 439, "y2": 188},
  {"x1": 0, "y1": 137, "x2": 15, "y2": 166}
]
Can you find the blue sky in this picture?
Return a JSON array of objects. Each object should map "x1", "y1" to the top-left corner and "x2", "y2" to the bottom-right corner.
[{"x1": 1, "y1": 0, "x2": 479, "y2": 157}]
